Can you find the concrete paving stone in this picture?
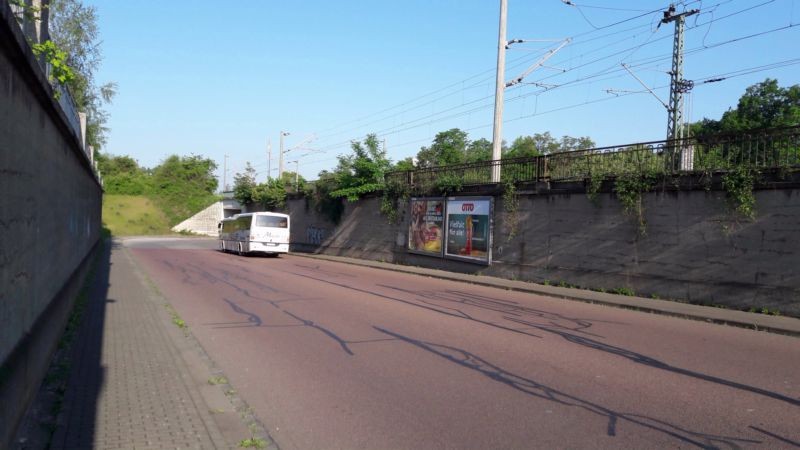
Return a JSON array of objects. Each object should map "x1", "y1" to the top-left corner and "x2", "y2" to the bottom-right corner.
[{"x1": 47, "y1": 244, "x2": 231, "y2": 449}]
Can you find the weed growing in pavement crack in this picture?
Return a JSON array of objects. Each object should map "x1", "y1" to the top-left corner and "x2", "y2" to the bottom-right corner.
[
  {"x1": 610, "y1": 287, "x2": 636, "y2": 296},
  {"x1": 238, "y1": 437, "x2": 267, "y2": 449},
  {"x1": 208, "y1": 376, "x2": 228, "y2": 385},
  {"x1": 164, "y1": 303, "x2": 188, "y2": 333}
]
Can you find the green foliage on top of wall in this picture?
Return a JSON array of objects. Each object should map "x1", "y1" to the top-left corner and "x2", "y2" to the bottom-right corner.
[
  {"x1": 97, "y1": 153, "x2": 219, "y2": 226},
  {"x1": 31, "y1": 40, "x2": 75, "y2": 88},
  {"x1": 329, "y1": 134, "x2": 392, "y2": 201},
  {"x1": 306, "y1": 172, "x2": 345, "y2": 224}
]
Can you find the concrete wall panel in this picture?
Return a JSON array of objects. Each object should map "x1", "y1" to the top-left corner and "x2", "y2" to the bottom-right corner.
[
  {"x1": 287, "y1": 187, "x2": 800, "y2": 317},
  {"x1": 1, "y1": 5, "x2": 102, "y2": 445}
]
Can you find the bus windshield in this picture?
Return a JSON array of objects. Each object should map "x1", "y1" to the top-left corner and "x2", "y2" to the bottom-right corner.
[{"x1": 256, "y1": 215, "x2": 288, "y2": 228}]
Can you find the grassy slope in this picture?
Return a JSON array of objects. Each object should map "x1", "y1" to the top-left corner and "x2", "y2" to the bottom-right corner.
[{"x1": 102, "y1": 195, "x2": 174, "y2": 236}]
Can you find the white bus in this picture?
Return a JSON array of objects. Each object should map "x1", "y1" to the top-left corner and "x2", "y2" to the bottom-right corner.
[{"x1": 218, "y1": 212, "x2": 290, "y2": 256}]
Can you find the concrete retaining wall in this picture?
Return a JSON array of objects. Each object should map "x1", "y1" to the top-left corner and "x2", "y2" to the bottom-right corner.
[
  {"x1": 287, "y1": 184, "x2": 800, "y2": 317},
  {"x1": 172, "y1": 201, "x2": 223, "y2": 236},
  {"x1": 0, "y1": 3, "x2": 102, "y2": 446}
]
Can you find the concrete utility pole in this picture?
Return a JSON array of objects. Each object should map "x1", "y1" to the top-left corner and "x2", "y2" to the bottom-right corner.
[
  {"x1": 267, "y1": 138, "x2": 272, "y2": 181},
  {"x1": 278, "y1": 131, "x2": 289, "y2": 180},
  {"x1": 223, "y1": 154, "x2": 229, "y2": 192},
  {"x1": 661, "y1": 4, "x2": 699, "y2": 145},
  {"x1": 490, "y1": 0, "x2": 508, "y2": 183}
]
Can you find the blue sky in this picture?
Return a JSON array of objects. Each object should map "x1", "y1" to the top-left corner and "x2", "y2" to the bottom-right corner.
[{"x1": 90, "y1": 0, "x2": 800, "y2": 187}]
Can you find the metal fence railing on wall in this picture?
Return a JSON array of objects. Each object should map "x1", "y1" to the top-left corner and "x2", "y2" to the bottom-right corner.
[{"x1": 385, "y1": 126, "x2": 800, "y2": 193}]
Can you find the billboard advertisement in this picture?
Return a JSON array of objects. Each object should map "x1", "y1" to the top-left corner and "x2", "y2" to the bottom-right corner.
[
  {"x1": 408, "y1": 198, "x2": 444, "y2": 256},
  {"x1": 444, "y1": 197, "x2": 492, "y2": 264}
]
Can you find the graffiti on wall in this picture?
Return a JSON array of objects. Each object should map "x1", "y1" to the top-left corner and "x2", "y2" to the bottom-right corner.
[{"x1": 306, "y1": 226, "x2": 327, "y2": 245}]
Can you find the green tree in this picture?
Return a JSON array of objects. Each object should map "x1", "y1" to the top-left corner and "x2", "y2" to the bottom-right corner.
[
  {"x1": 502, "y1": 133, "x2": 593, "y2": 158},
  {"x1": 465, "y1": 138, "x2": 492, "y2": 163},
  {"x1": 253, "y1": 178, "x2": 287, "y2": 210},
  {"x1": 232, "y1": 163, "x2": 290, "y2": 210},
  {"x1": 392, "y1": 157, "x2": 415, "y2": 171},
  {"x1": 150, "y1": 155, "x2": 219, "y2": 225},
  {"x1": 692, "y1": 79, "x2": 800, "y2": 136},
  {"x1": 152, "y1": 155, "x2": 218, "y2": 194},
  {"x1": 559, "y1": 135, "x2": 595, "y2": 152},
  {"x1": 280, "y1": 171, "x2": 307, "y2": 192},
  {"x1": 97, "y1": 154, "x2": 140, "y2": 175},
  {"x1": 49, "y1": 0, "x2": 116, "y2": 149},
  {"x1": 416, "y1": 128, "x2": 468, "y2": 167},
  {"x1": 721, "y1": 79, "x2": 800, "y2": 131},
  {"x1": 307, "y1": 171, "x2": 345, "y2": 224},
  {"x1": 530, "y1": 132, "x2": 560, "y2": 154},
  {"x1": 330, "y1": 134, "x2": 392, "y2": 200},
  {"x1": 504, "y1": 136, "x2": 541, "y2": 159},
  {"x1": 96, "y1": 153, "x2": 151, "y2": 195},
  {"x1": 232, "y1": 163, "x2": 258, "y2": 205}
]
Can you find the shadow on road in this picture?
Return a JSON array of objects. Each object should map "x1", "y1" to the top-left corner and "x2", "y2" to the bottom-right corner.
[
  {"x1": 146, "y1": 250, "x2": 800, "y2": 447},
  {"x1": 374, "y1": 326, "x2": 762, "y2": 449}
]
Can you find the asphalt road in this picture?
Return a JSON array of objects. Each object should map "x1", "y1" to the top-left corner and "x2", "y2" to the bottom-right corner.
[{"x1": 126, "y1": 237, "x2": 800, "y2": 450}]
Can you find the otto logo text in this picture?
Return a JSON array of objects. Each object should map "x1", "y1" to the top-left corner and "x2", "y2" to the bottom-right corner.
[{"x1": 461, "y1": 203, "x2": 475, "y2": 212}]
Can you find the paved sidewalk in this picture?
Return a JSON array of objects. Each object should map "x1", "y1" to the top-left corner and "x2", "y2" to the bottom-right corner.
[
  {"x1": 46, "y1": 241, "x2": 242, "y2": 449},
  {"x1": 294, "y1": 252, "x2": 800, "y2": 337}
]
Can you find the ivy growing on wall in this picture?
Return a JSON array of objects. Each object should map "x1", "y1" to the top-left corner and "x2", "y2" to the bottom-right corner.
[
  {"x1": 613, "y1": 169, "x2": 658, "y2": 237},
  {"x1": 31, "y1": 40, "x2": 75, "y2": 89},
  {"x1": 502, "y1": 180, "x2": 520, "y2": 241},
  {"x1": 380, "y1": 178, "x2": 411, "y2": 225},
  {"x1": 722, "y1": 166, "x2": 757, "y2": 220},
  {"x1": 585, "y1": 171, "x2": 604, "y2": 205}
]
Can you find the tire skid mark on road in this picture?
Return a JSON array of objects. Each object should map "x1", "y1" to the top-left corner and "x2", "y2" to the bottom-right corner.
[
  {"x1": 378, "y1": 284, "x2": 603, "y2": 337},
  {"x1": 159, "y1": 257, "x2": 203, "y2": 286},
  {"x1": 274, "y1": 264, "x2": 800, "y2": 411},
  {"x1": 375, "y1": 326, "x2": 763, "y2": 449},
  {"x1": 219, "y1": 298, "x2": 263, "y2": 327},
  {"x1": 168, "y1": 255, "x2": 379, "y2": 356},
  {"x1": 292, "y1": 263, "x2": 358, "y2": 279},
  {"x1": 503, "y1": 314, "x2": 800, "y2": 408},
  {"x1": 169, "y1": 261, "x2": 279, "y2": 303},
  {"x1": 267, "y1": 265, "x2": 548, "y2": 340},
  {"x1": 156, "y1": 251, "x2": 283, "y2": 299}
]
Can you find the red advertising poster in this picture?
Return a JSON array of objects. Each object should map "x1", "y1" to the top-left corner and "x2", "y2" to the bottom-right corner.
[{"x1": 408, "y1": 198, "x2": 444, "y2": 255}]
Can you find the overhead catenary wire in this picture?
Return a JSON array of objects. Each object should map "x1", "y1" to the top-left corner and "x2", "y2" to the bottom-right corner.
[
  {"x1": 300, "y1": 53, "x2": 800, "y2": 172},
  {"x1": 311, "y1": 2, "x2": 676, "y2": 143},
  {"x1": 312, "y1": 18, "x2": 797, "y2": 156},
  {"x1": 312, "y1": 0, "x2": 781, "y2": 154},
  {"x1": 283, "y1": 1, "x2": 797, "y2": 178}
]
